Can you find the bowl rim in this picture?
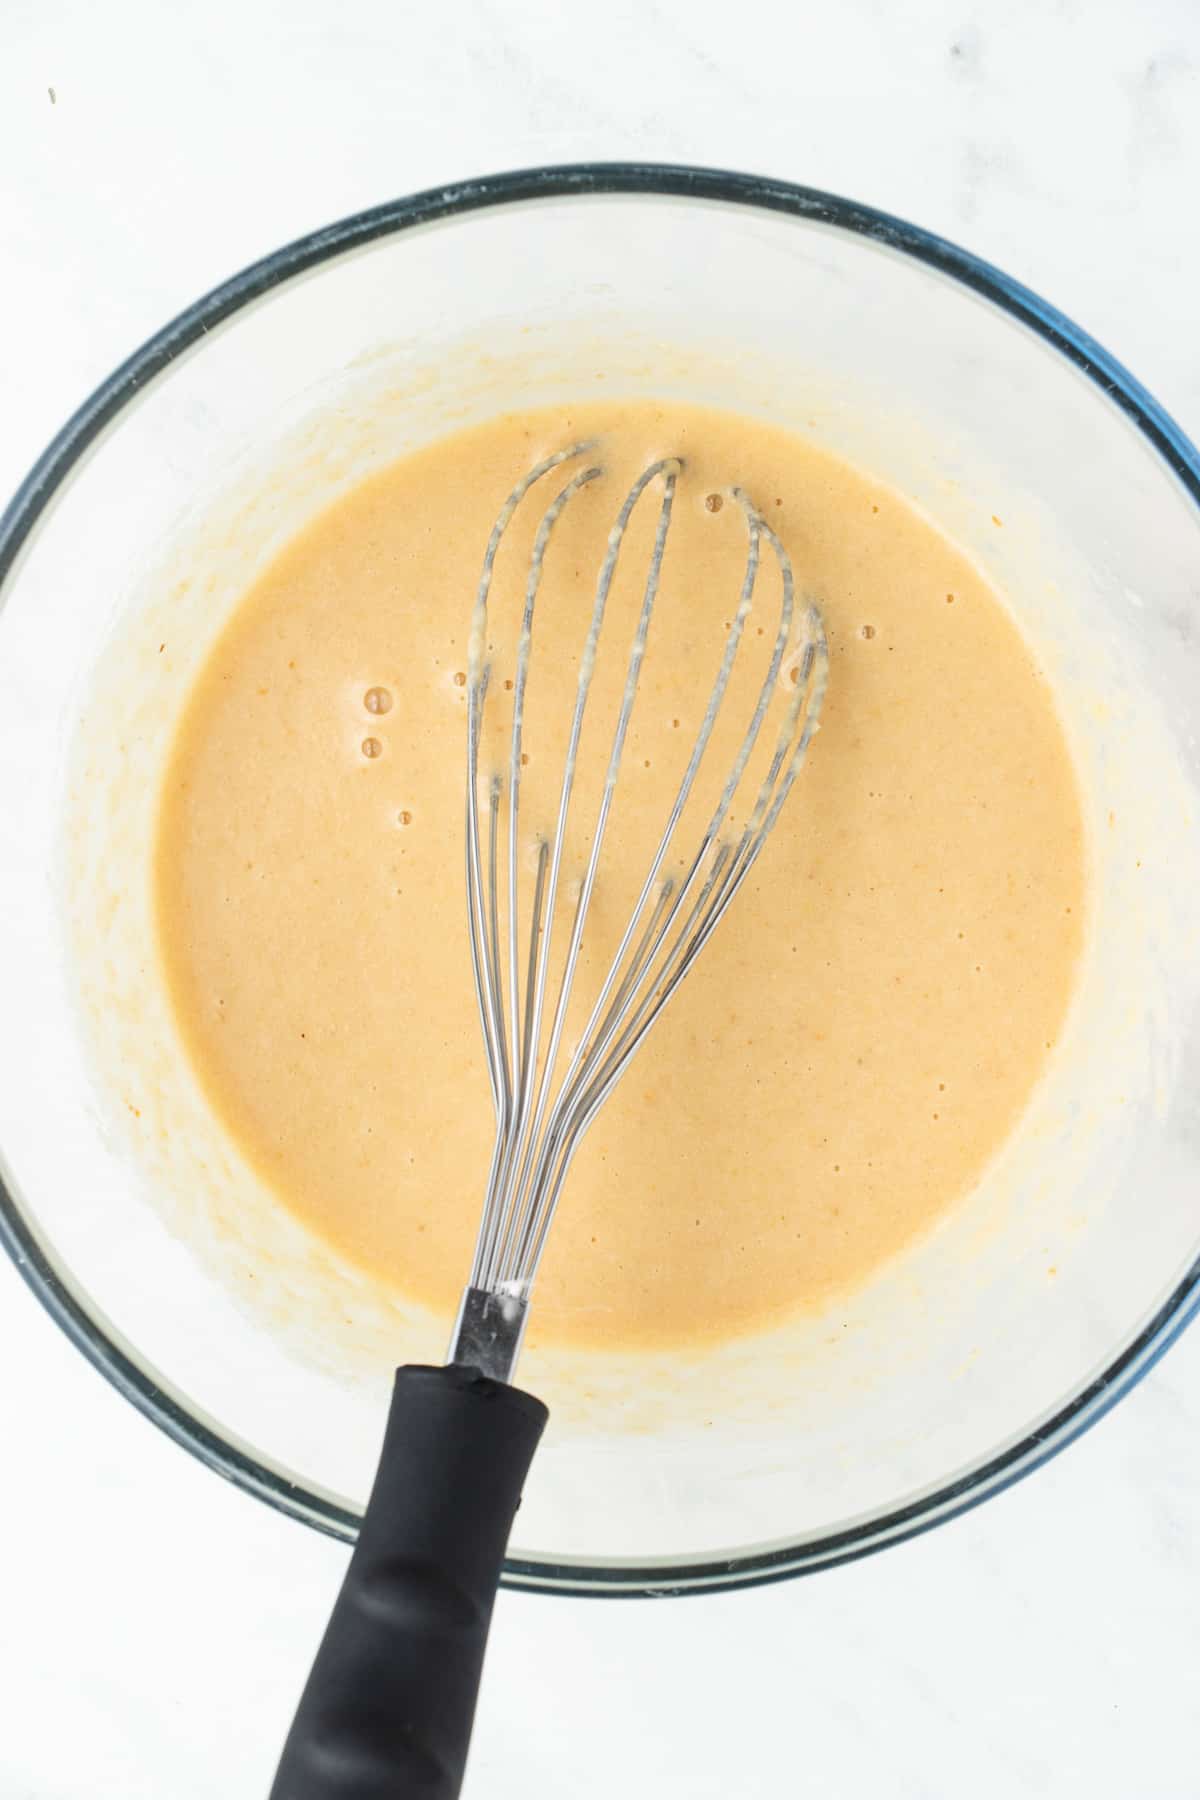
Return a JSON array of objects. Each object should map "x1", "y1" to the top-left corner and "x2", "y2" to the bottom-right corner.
[{"x1": 2, "y1": 160, "x2": 1199, "y2": 1597}]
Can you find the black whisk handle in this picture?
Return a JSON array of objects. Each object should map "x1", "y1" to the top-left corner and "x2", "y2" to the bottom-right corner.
[{"x1": 270, "y1": 1362, "x2": 548, "y2": 1799}]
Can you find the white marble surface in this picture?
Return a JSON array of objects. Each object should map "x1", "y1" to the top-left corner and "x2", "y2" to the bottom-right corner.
[{"x1": 3, "y1": 3, "x2": 1200, "y2": 1795}]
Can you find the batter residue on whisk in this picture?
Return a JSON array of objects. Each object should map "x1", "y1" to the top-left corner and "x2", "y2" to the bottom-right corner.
[{"x1": 155, "y1": 401, "x2": 1085, "y2": 1351}]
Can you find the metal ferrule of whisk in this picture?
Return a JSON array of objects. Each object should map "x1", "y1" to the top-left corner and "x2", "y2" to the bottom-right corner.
[{"x1": 447, "y1": 445, "x2": 829, "y2": 1383}]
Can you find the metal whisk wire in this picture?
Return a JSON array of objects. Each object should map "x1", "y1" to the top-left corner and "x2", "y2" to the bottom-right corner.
[{"x1": 450, "y1": 447, "x2": 828, "y2": 1380}]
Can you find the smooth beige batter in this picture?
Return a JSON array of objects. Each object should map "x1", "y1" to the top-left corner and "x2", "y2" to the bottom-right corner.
[{"x1": 155, "y1": 401, "x2": 1085, "y2": 1350}]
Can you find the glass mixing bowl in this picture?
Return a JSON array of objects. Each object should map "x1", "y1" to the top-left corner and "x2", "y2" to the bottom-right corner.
[{"x1": 1, "y1": 165, "x2": 1198, "y2": 1595}]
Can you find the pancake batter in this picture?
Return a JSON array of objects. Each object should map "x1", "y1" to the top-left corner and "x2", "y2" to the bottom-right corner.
[{"x1": 155, "y1": 401, "x2": 1085, "y2": 1350}]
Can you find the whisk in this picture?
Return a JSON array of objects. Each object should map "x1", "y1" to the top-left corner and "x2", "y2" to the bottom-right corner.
[{"x1": 271, "y1": 448, "x2": 828, "y2": 1800}]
